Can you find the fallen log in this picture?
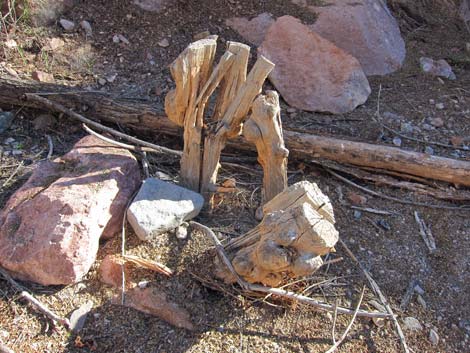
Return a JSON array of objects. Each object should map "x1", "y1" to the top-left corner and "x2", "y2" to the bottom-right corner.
[{"x1": 1, "y1": 76, "x2": 470, "y2": 187}]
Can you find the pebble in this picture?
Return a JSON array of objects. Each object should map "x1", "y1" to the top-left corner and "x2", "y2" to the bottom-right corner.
[
  {"x1": 118, "y1": 34, "x2": 130, "y2": 44},
  {"x1": 4, "y1": 137, "x2": 15, "y2": 144},
  {"x1": 417, "y1": 294, "x2": 427, "y2": 309},
  {"x1": 403, "y1": 317, "x2": 423, "y2": 331},
  {"x1": 5, "y1": 39, "x2": 18, "y2": 48},
  {"x1": 392, "y1": 136, "x2": 402, "y2": 147},
  {"x1": 12, "y1": 150, "x2": 23, "y2": 155},
  {"x1": 353, "y1": 210, "x2": 362, "y2": 220},
  {"x1": 377, "y1": 219, "x2": 391, "y2": 231},
  {"x1": 59, "y1": 18, "x2": 75, "y2": 31},
  {"x1": 436, "y1": 103, "x2": 445, "y2": 110},
  {"x1": 430, "y1": 117, "x2": 444, "y2": 127},
  {"x1": 422, "y1": 123, "x2": 434, "y2": 131},
  {"x1": 400, "y1": 122, "x2": 414, "y2": 134},
  {"x1": 138, "y1": 280, "x2": 150, "y2": 289},
  {"x1": 193, "y1": 31, "x2": 210, "y2": 41},
  {"x1": 98, "y1": 78, "x2": 107, "y2": 86},
  {"x1": 175, "y1": 222, "x2": 189, "y2": 240},
  {"x1": 0, "y1": 112, "x2": 15, "y2": 133},
  {"x1": 112, "y1": 34, "x2": 120, "y2": 43},
  {"x1": 80, "y1": 20, "x2": 93, "y2": 37},
  {"x1": 429, "y1": 328, "x2": 439, "y2": 345},
  {"x1": 424, "y1": 146, "x2": 434, "y2": 155},
  {"x1": 158, "y1": 38, "x2": 170, "y2": 47},
  {"x1": 414, "y1": 284, "x2": 425, "y2": 295}
]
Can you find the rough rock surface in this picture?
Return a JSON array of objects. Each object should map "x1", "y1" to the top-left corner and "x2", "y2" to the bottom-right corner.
[
  {"x1": 119, "y1": 287, "x2": 194, "y2": 330},
  {"x1": 100, "y1": 254, "x2": 131, "y2": 289},
  {"x1": 0, "y1": 135, "x2": 141, "y2": 285},
  {"x1": 127, "y1": 178, "x2": 204, "y2": 241},
  {"x1": 258, "y1": 16, "x2": 370, "y2": 113},
  {"x1": 225, "y1": 13, "x2": 274, "y2": 46},
  {"x1": 293, "y1": 0, "x2": 406, "y2": 75}
]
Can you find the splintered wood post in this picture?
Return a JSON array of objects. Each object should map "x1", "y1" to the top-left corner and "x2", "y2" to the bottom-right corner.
[
  {"x1": 165, "y1": 38, "x2": 217, "y2": 191},
  {"x1": 218, "y1": 181, "x2": 338, "y2": 287},
  {"x1": 201, "y1": 55, "x2": 275, "y2": 203},
  {"x1": 244, "y1": 91, "x2": 288, "y2": 204}
]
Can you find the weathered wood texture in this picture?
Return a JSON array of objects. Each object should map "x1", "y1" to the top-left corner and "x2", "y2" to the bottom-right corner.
[
  {"x1": 244, "y1": 91, "x2": 288, "y2": 204},
  {"x1": 1, "y1": 76, "x2": 470, "y2": 187},
  {"x1": 219, "y1": 181, "x2": 338, "y2": 287}
]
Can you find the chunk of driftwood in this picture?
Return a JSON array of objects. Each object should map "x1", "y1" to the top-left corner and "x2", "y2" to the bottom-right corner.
[
  {"x1": 3, "y1": 77, "x2": 470, "y2": 188},
  {"x1": 244, "y1": 91, "x2": 288, "y2": 204},
  {"x1": 219, "y1": 181, "x2": 338, "y2": 287}
]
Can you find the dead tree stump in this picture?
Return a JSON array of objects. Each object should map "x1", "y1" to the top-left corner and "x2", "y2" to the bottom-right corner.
[{"x1": 218, "y1": 181, "x2": 338, "y2": 287}]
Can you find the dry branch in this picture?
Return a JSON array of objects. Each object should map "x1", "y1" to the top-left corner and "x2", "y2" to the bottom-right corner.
[{"x1": 1, "y1": 76, "x2": 470, "y2": 187}]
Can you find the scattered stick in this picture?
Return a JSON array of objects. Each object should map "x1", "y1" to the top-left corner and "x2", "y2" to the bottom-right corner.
[
  {"x1": 0, "y1": 267, "x2": 70, "y2": 330},
  {"x1": 400, "y1": 278, "x2": 419, "y2": 312},
  {"x1": 339, "y1": 239, "x2": 410, "y2": 353},
  {"x1": 322, "y1": 165, "x2": 470, "y2": 211},
  {"x1": 1, "y1": 161, "x2": 23, "y2": 189},
  {"x1": 350, "y1": 206, "x2": 398, "y2": 216},
  {"x1": 414, "y1": 211, "x2": 436, "y2": 253},
  {"x1": 325, "y1": 286, "x2": 366, "y2": 353},
  {"x1": 122, "y1": 254, "x2": 173, "y2": 276},
  {"x1": 46, "y1": 134, "x2": 53, "y2": 159},
  {"x1": 190, "y1": 221, "x2": 390, "y2": 319},
  {"x1": 25, "y1": 93, "x2": 182, "y2": 157}
]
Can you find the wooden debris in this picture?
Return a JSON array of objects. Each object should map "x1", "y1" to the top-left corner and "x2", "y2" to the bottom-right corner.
[
  {"x1": 222, "y1": 181, "x2": 337, "y2": 287},
  {"x1": 2, "y1": 77, "x2": 470, "y2": 187},
  {"x1": 414, "y1": 211, "x2": 437, "y2": 253},
  {"x1": 122, "y1": 254, "x2": 173, "y2": 276},
  {"x1": 244, "y1": 91, "x2": 288, "y2": 204}
]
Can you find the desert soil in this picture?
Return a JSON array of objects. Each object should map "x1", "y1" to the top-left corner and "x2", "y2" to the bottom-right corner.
[{"x1": 1, "y1": 1, "x2": 470, "y2": 352}]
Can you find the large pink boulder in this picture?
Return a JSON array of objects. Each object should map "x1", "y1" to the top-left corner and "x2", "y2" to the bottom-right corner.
[
  {"x1": 297, "y1": 0, "x2": 406, "y2": 76},
  {"x1": 258, "y1": 16, "x2": 371, "y2": 114},
  {"x1": 0, "y1": 135, "x2": 141, "y2": 285},
  {"x1": 226, "y1": 13, "x2": 275, "y2": 46}
]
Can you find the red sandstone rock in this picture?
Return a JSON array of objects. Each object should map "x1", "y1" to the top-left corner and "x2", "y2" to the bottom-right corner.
[
  {"x1": 258, "y1": 16, "x2": 370, "y2": 114},
  {"x1": 100, "y1": 254, "x2": 132, "y2": 289},
  {"x1": 0, "y1": 135, "x2": 141, "y2": 285}
]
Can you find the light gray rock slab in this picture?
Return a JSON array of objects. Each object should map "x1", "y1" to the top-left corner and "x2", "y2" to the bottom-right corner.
[{"x1": 127, "y1": 178, "x2": 204, "y2": 241}]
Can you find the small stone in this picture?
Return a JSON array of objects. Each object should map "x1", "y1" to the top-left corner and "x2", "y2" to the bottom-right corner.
[
  {"x1": 347, "y1": 192, "x2": 367, "y2": 206},
  {"x1": 127, "y1": 178, "x2": 204, "y2": 241},
  {"x1": 353, "y1": 210, "x2": 362, "y2": 220},
  {"x1": 33, "y1": 114, "x2": 55, "y2": 131},
  {"x1": 80, "y1": 20, "x2": 92, "y2": 36},
  {"x1": 118, "y1": 34, "x2": 130, "y2": 44},
  {"x1": 112, "y1": 34, "x2": 120, "y2": 43},
  {"x1": 175, "y1": 223, "x2": 188, "y2": 240},
  {"x1": 11, "y1": 150, "x2": 22, "y2": 156},
  {"x1": 0, "y1": 112, "x2": 15, "y2": 133},
  {"x1": 424, "y1": 146, "x2": 434, "y2": 155},
  {"x1": 377, "y1": 219, "x2": 391, "y2": 231},
  {"x1": 43, "y1": 37, "x2": 65, "y2": 51},
  {"x1": 69, "y1": 301, "x2": 93, "y2": 333},
  {"x1": 59, "y1": 18, "x2": 75, "y2": 31},
  {"x1": 420, "y1": 57, "x2": 456, "y2": 80},
  {"x1": 154, "y1": 171, "x2": 172, "y2": 181},
  {"x1": 417, "y1": 294, "x2": 427, "y2": 309},
  {"x1": 430, "y1": 117, "x2": 444, "y2": 127},
  {"x1": 414, "y1": 284, "x2": 425, "y2": 295},
  {"x1": 392, "y1": 136, "x2": 402, "y2": 147},
  {"x1": 193, "y1": 31, "x2": 210, "y2": 41},
  {"x1": 158, "y1": 38, "x2": 169, "y2": 47},
  {"x1": 429, "y1": 99, "x2": 435, "y2": 105},
  {"x1": 100, "y1": 254, "x2": 129, "y2": 289},
  {"x1": 400, "y1": 122, "x2": 414, "y2": 134},
  {"x1": 429, "y1": 328, "x2": 439, "y2": 345},
  {"x1": 422, "y1": 123, "x2": 434, "y2": 131},
  {"x1": 98, "y1": 78, "x2": 107, "y2": 86},
  {"x1": 138, "y1": 280, "x2": 149, "y2": 289},
  {"x1": 221, "y1": 178, "x2": 236, "y2": 188},
  {"x1": 4, "y1": 137, "x2": 15, "y2": 144},
  {"x1": 403, "y1": 317, "x2": 423, "y2": 331},
  {"x1": 106, "y1": 73, "x2": 117, "y2": 83},
  {"x1": 31, "y1": 71, "x2": 54, "y2": 83},
  {"x1": 435, "y1": 103, "x2": 445, "y2": 110}
]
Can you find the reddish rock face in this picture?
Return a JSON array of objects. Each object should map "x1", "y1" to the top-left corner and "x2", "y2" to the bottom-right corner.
[
  {"x1": 100, "y1": 254, "x2": 132, "y2": 289},
  {"x1": 304, "y1": 0, "x2": 406, "y2": 76},
  {"x1": 0, "y1": 135, "x2": 141, "y2": 285},
  {"x1": 226, "y1": 13, "x2": 274, "y2": 46},
  {"x1": 258, "y1": 16, "x2": 371, "y2": 114}
]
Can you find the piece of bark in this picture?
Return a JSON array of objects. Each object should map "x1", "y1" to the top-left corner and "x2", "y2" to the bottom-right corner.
[
  {"x1": 2, "y1": 77, "x2": 470, "y2": 187},
  {"x1": 243, "y1": 91, "x2": 288, "y2": 204},
  {"x1": 200, "y1": 55, "x2": 275, "y2": 202},
  {"x1": 220, "y1": 181, "x2": 338, "y2": 287},
  {"x1": 165, "y1": 38, "x2": 217, "y2": 191}
]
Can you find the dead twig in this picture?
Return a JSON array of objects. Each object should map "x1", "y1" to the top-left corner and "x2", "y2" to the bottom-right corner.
[
  {"x1": 400, "y1": 278, "x2": 419, "y2": 312},
  {"x1": 0, "y1": 267, "x2": 70, "y2": 329},
  {"x1": 322, "y1": 166, "x2": 470, "y2": 211},
  {"x1": 350, "y1": 206, "x2": 399, "y2": 216},
  {"x1": 325, "y1": 286, "x2": 366, "y2": 353},
  {"x1": 25, "y1": 94, "x2": 182, "y2": 157},
  {"x1": 1, "y1": 161, "x2": 23, "y2": 189},
  {"x1": 122, "y1": 254, "x2": 173, "y2": 276},
  {"x1": 414, "y1": 211, "x2": 436, "y2": 253},
  {"x1": 190, "y1": 221, "x2": 390, "y2": 319},
  {"x1": 46, "y1": 134, "x2": 53, "y2": 159},
  {"x1": 339, "y1": 239, "x2": 410, "y2": 353}
]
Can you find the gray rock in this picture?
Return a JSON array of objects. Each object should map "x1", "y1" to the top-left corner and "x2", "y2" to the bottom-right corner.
[
  {"x1": 69, "y1": 301, "x2": 93, "y2": 333},
  {"x1": 127, "y1": 178, "x2": 204, "y2": 241},
  {"x1": 0, "y1": 112, "x2": 14, "y2": 133},
  {"x1": 400, "y1": 122, "x2": 414, "y2": 134},
  {"x1": 403, "y1": 317, "x2": 423, "y2": 331},
  {"x1": 429, "y1": 328, "x2": 439, "y2": 345},
  {"x1": 420, "y1": 57, "x2": 456, "y2": 80},
  {"x1": 80, "y1": 20, "x2": 92, "y2": 36},
  {"x1": 424, "y1": 146, "x2": 434, "y2": 155},
  {"x1": 59, "y1": 18, "x2": 75, "y2": 31},
  {"x1": 392, "y1": 136, "x2": 402, "y2": 147},
  {"x1": 225, "y1": 13, "x2": 274, "y2": 46}
]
